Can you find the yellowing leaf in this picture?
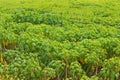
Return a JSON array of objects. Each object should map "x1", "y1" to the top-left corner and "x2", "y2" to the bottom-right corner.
[
  {"x1": 2, "y1": 40, "x2": 9, "y2": 46},
  {"x1": 80, "y1": 59, "x2": 85, "y2": 64}
]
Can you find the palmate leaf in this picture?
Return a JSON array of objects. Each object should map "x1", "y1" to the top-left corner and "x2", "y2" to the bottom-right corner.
[
  {"x1": 69, "y1": 61, "x2": 85, "y2": 79},
  {"x1": 100, "y1": 57, "x2": 120, "y2": 80},
  {"x1": 7, "y1": 53, "x2": 41, "y2": 79},
  {"x1": 0, "y1": 0, "x2": 120, "y2": 79},
  {"x1": 48, "y1": 60, "x2": 65, "y2": 74},
  {"x1": 42, "y1": 67, "x2": 56, "y2": 79},
  {"x1": 58, "y1": 49, "x2": 79, "y2": 63}
]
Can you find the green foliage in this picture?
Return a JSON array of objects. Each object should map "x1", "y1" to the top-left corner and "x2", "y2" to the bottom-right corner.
[
  {"x1": 69, "y1": 61, "x2": 85, "y2": 79},
  {"x1": 12, "y1": 8, "x2": 64, "y2": 26},
  {"x1": 42, "y1": 67, "x2": 55, "y2": 79},
  {"x1": 100, "y1": 57, "x2": 120, "y2": 80},
  {"x1": 0, "y1": 0, "x2": 120, "y2": 80}
]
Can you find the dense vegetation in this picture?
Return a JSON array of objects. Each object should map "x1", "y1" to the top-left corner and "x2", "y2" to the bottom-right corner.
[{"x1": 0, "y1": 0, "x2": 120, "y2": 80}]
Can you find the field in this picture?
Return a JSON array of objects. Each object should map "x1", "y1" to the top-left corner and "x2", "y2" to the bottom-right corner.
[{"x1": 0, "y1": 0, "x2": 120, "y2": 80}]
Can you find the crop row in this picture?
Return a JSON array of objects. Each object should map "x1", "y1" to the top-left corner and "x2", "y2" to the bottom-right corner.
[{"x1": 0, "y1": 0, "x2": 120, "y2": 79}]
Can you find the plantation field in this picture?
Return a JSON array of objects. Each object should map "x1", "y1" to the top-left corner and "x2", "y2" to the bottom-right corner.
[{"x1": 0, "y1": 0, "x2": 120, "y2": 80}]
